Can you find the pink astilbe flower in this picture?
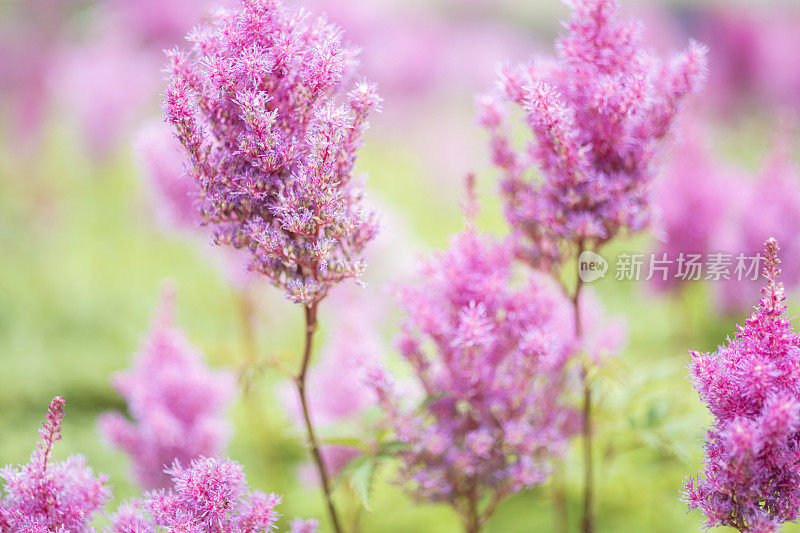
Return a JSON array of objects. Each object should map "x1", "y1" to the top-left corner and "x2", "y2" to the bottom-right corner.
[
  {"x1": 108, "y1": 456, "x2": 317, "y2": 532},
  {"x1": 369, "y1": 224, "x2": 578, "y2": 526},
  {"x1": 714, "y1": 137, "x2": 800, "y2": 313},
  {"x1": 650, "y1": 122, "x2": 746, "y2": 292},
  {"x1": 696, "y1": 5, "x2": 800, "y2": 116},
  {"x1": 479, "y1": 0, "x2": 706, "y2": 271},
  {"x1": 0, "y1": 397, "x2": 111, "y2": 532},
  {"x1": 135, "y1": 121, "x2": 199, "y2": 233},
  {"x1": 163, "y1": 0, "x2": 382, "y2": 305},
  {"x1": 684, "y1": 239, "x2": 800, "y2": 532},
  {"x1": 98, "y1": 287, "x2": 235, "y2": 489},
  {"x1": 0, "y1": 0, "x2": 75, "y2": 146},
  {"x1": 51, "y1": 30, "x2": 160, "y2": 158}
]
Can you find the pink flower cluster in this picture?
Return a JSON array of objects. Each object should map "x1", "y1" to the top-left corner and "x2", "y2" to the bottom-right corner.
[
  {"x1": 369, "y1": 227, "x2": 578, "y2": 511},
  {"x1": 0, "y1": 397, "x2": 111, "y2": 532},
  {"x1": 697, "y1": 5, "x2": 800, "y2": 115},
  {"x1": 652, "y1": 122, "x2": 800, "y2": 313},
  {"x1": 480, "y1": 0, "x2": 706, "y2": 270},
  {"x1": 650, "y1": 123, "x2": 744, "y2": 292},
  {"x1": 109, "y1": 456, "x2": 317, "y2": 533},
  {"x1": 163, "y1": 0, "x2": 382, "y2": 305},
  {"x1": 684, "y1": 239, "x2": 800, "y2": 532},
  {"x1": 98, "y1": 288, "x2": 235, "y2": 489},
  {"x1": 715, "y1": 139, "x2": 800, "y2": 312}
]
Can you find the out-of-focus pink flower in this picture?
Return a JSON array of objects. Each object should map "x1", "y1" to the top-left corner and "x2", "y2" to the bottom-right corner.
[
  {"x1": 0, "y1": 0, "x2": 75, "y2": 146},
  {"x1": 290, "y1": 518, "x2": 321, "y2": 533},
  {"x1": 135, "y1": 121, "x2": 198, "y2": 232},
  {"x1": 104, "y1": 0, "x2": 224, "y2": 46},
  {"x1": 696, "y1": 5, "x2": 800, "y2": 115},
  {"x1": 284, "y1": 286, "x2": 386, "y2": 482},
  {"x1": 715, "y1": 138, "x2": 800, "y2": 313},
  {"x1": 98, "y1": 286, "x2": 235, "y2": 489},
  {"x1": 575, "y1": 290, "x2": 627, "y2": 364},
  {"x1": 51, "y1": 31, "x2": 159, "y2": 158},
  {"x1": 650, "y1": 121, "x2": 747, "y2": 292}
]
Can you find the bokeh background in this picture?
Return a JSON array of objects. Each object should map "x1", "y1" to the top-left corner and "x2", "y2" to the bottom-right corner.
[{"x1": 2, "y1": 0, "x2": 800, "y2": 531}]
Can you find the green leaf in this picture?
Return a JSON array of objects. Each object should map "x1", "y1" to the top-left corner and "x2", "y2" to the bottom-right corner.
[
  {"x1": 347, "y1": 456, "x2": 377, "y2": 512},
  {"x1": 375, "y1": 440, "x2": 410, "y2": 458},
  {"x1": 319, "y1": 437, "x2": 370, "y2": 452}
]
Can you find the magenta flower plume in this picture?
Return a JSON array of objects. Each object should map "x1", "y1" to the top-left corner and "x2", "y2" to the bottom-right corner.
[
  {"x1": 684, "y1": 239, "x2": 800, "y2": 532},
  {"x1": 369, "y1": 225, "x2": 578, "y2": 526},
  {"x1": 650, "y1": 122, "x2": 745, "y2": 292},
  {"x1": 108, "y1": 456, "x2": 317, "y2": 533},
  {"x1": 479, "y1": 0, "x2": 706, "y2": 270},
  {"x1": 0, "y1": 397, "x2": 111, "y2": 532},
  {"x1": 714, "y1": 137, "x2": 800, "y2": 313},
  {"x1": 98, "y1": 286, "x2": 235, "y2": 489},
  {"x1": 163, "y1": 0, "x2": 382, "y2": 305}
]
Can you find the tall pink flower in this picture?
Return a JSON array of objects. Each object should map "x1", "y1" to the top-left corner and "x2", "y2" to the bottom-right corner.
[
  {"x1": 684, "y1": 239, "x2": 800, "y2": 532},
  {"x1": 0, "y1": 397, "x2": 111, "y2": 532},
  {"x1": 163, "y1": 0, "x2": 381, "y2": 305},
  {"x1": 369, "y1": 223, "x2": 578, "y2": 529},
  {"x1": 480, "y1": 0, "x2": 707, "y2": 271},
  {"x1": 98, "y1": 287, "x2": 235, "y2": 489}
]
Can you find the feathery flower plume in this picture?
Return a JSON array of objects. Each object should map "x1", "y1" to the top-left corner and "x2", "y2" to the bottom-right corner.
[
  {"x1": 164, "y1": 3, "x2": 381, "y2": 529},
  {"x1": 98, "y1": 286, "x2": 235, "y2": 489},
  {"x1": 650, "y1": 122, "x2": 745, "y2": 293},
  {"x1": 714, "y1": 136, "x2": 800, "y2": 313},
  {"x1": 163, "y1": 0, "x2": 382, "y2": 305},
  {"x1": 479, "y1": 0, "x2": 707, "y2": 271},
  {"x1": 108, "y1": 456, "x2": 317, "y2": 532},
  {"x1": 369, "y1": 213, "x2": 578, "y2": 531},
  {"x1": 0, "y1": 397, "x2": 111, "y2": 532},
  {"x1": 684, "y1": 239, "x2": 800, "y2": 532}
]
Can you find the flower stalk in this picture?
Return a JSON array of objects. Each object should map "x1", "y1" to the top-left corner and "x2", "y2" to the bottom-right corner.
[{"x1": 296, "y1": 303, "x2": 343, "y2": 533}]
